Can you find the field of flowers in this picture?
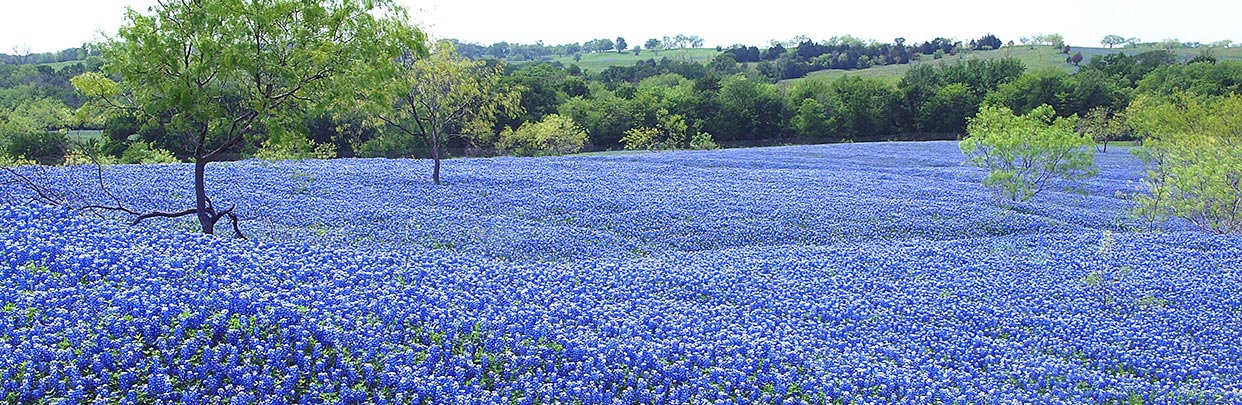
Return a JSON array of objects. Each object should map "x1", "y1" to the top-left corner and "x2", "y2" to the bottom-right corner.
[{"x1": 2, "y1": 141, "x2": 1241, "y2": 404}]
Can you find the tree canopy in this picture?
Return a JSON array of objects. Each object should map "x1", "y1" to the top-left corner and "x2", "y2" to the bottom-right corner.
[
  {"x1": 961, "y1": 104, "x2": 1096, "y2": 202},
  {"x1": 72, "y1": 0, "x2": 424, "y2": 235}
]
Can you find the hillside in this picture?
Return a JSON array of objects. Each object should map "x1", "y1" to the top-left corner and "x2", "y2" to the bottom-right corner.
[
  {"x1": 782, "y1": 44, "x2": 1242, "y2": 85},
  {"x1": 550, "y1": 48, "x2": 720, "y2": 73}
]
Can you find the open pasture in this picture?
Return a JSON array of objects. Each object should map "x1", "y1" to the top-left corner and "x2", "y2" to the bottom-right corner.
[{"x1": 2, "y1": 141, "x2": 1240, "y2": 404}]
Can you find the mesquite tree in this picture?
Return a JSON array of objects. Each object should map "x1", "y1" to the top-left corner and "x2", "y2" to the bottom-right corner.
[
  {"x1": 355, "y1": 40, "x2": 519, "y2": 185},
  {"x1": 961, "y1": 104, "x2": 1096, "y2": 202},
  {"x1": 73, "y1": 0, "x2": 424, "y2": 236}
]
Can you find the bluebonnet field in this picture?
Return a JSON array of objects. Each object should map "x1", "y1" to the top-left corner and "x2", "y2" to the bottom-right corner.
[{"x1": 2, "y1": 141, "x2": 1241, "y2": 404}]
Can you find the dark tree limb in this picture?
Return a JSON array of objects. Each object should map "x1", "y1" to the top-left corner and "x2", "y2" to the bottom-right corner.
[
  {"x1": 2, "y1": 167, "x2": 64, "y2": 206},
  {"x1": 226, "y1": 211, "x2": 246, "y2": 239},
  {"x1": 132, "y1": 208, "x2": 199, "y2": 225}
]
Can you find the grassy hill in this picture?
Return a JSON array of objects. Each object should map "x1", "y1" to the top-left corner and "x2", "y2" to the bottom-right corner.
[
  {"x1": 782, "y1": 45, "x2": 1242, "y2": 86},
  {"x1": 550, "y1": 48, "x2": 719, "y2": 73}
]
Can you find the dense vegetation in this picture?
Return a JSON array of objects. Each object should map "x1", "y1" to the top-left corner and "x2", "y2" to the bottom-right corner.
[{"x1": 4, "y1": 30, "x2": 1240, "y2": 164}]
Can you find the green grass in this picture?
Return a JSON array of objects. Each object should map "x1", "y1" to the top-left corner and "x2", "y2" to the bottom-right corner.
[
  {"x1": 64, "y1": 130, "x2": 102, "y2": 142},
  {"x1": 781, "y1": 45, "x2": 1242, "y2": 86},
  {"x1": 551, "y1": 48, "x2": 720, "y2": 74}
]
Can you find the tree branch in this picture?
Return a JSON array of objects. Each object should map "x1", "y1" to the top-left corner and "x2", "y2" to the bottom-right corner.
[{"x1": 132, "y1": 208, "x2": 198, "y2": 225}]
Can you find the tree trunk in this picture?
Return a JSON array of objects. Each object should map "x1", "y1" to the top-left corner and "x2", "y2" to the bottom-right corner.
[
  {"x1": 431, "y1": 144, "x2": 441, "y2": 185},
  {"x1": 194, "y1": 158, "x2": 215, "y2": 235}
]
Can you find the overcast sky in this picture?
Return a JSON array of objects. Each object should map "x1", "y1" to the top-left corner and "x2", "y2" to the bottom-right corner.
[{"x1": 2, "y1": 0, "x2": 1238, "y2": 54}]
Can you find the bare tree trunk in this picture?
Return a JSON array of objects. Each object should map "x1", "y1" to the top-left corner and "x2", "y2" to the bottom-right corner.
[
  {"x1": 194, "y1": 158, "x2": 216, "y2": 235},
  {"x1": 431, "y1": 144, "x2": 441, "y2": 185}
]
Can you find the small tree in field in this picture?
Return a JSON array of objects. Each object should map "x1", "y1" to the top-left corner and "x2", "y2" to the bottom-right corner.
[
  {"x1": 1077, "y1": 106, "x2": 1129, "y2": 153},
  {"x1": 71, "y1": 0, "x2": 422, "y2": 236},
  {"x1": 1127, "y1": 93, "x2": 1242, "y2": 234},
  {"x1": 961, "y1": 104, "x2": 1096, "y2": 202},
  {"x1": 357, "y1": 40, "x2": 520, "y2": 185}
]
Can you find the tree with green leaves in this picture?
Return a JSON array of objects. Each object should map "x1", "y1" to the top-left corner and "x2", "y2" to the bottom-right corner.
[
  {"x1": 961, "y1": 104, "x2": 1096, "y2": 202},
  {"x1": 712, "y1": 75, "x2": 788, "y2": 141},
  {"x1": 495, "y1": 114, "x2": 588, "y2": 156},
  {"x1": 1101, "y1": 35, "x2": 1126, "y2": 48},
  {"x1": 918, "y1": 83, "x2": 980, "y2": 134},
  {"x1": 615, "y1": 37, "x2": 628, "y2": 53},
  {"x1": 0, "y1": 97, "x2": 72, "y2": 165},
  {"x1": 72, "y1": 0, "x2": 422, "y2": 236},
  {"x1": 621, "y1": 108, "x2": 715, "y2": 151},
  {"x1": 356, "y1": 40, "x2": 519, "y2": 185},
  {"x1": 645, "y1": 38, "x2": 661, "y2": 52},
  {"x1": 1127, "y1": 93, "x2": 1242, "y2": 234},
  {"x1": 1077, "y1": 106, "x2": 1128, "y2": 153}
]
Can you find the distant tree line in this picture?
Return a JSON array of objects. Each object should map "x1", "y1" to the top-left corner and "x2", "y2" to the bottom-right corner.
[
  {"x1": 0, "y1": 45, "x2": 100, "y2": 65},
  {"x1": 4, "y1": 33, "x2": 1241, "y2": 166},
  {"x1": 449, "y1": 34, "x2": 706, "y2": 62},
  {"x1": 717, "y1": 35, "x2": 1009, "y2": 81}
]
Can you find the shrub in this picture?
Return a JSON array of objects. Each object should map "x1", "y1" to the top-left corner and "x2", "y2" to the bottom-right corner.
[
  {"x1": 495, "y1": 114, "x2": 588, "y2": 157},
  {"x1": 120, "y1": 142, "x2": 181, "y2": 164},
  {"x1": 621, "y1": 110, "x2": 715, "y2": 151},
  {"x1": 689, "y1": 132, "x2": 718, "y2": 150},
  {"x1": 255, "y1": 135, "x2": 337, "y2": 162},
  {"x1": 357, "y1": 132, "x2": 422, "y2": 158},
  {"x1": 3, "y1": 131, "x2": 67, "y2": 166},
  {"x1": 1127, "y1": 93, "x2": 1242, "y2": 234},
  {"x1": 961, "y1": 104, "x2": 1096, "y2": 202}
]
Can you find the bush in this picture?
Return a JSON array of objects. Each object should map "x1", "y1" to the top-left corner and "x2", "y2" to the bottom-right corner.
[
  {"x1": 120, "y1": 142, "x2": 181, "y2": 164},
  {"x1": 961, "y1": 104, "x2": 1096, "y2": 202},
  {"x1": 356, "y1": 132, "x2": 422, "y2": 158},
  {"x1": 1127, "y1": 93, "x2": 1242, "y2": 234},
  {"x1": 3, "y1": 131, "x2": 67, "y2": 166},
  {"x1": 495, "y1": 114, "x2": 588, "y2": 157},
  {"x1": 620, "y1": 110, "x2": 716, "y2": 151},
  {"x1": 689, "y1": 132, "x2": 718, "y2": 150},
  {"x1": 255, "y1": 135, "x2": 337, "y2": 162}
]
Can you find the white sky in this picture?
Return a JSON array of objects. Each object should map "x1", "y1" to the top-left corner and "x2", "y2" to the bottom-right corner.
[{"x1": 1, "y1": 0, "x2": 1239, "y2": 54}]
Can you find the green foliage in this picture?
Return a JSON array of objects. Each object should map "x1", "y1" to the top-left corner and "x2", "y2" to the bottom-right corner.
[
  {"x1": 917, "y1": 83, "x2": 980, "y2": 134},
  {"x1": 495, "y1": 114, "x2": 588, "y2": 156},
  {"x1": 689, "y1": 131, "x2": 719, "y2": 150},
  {"x1": 557, "y1": 88, "x2": 635, "y2": 147},
  {"x1": 1077, "y1": 106, "x2": 1129, "y2": 153},
  {"x1": 1135, "y1": 60, "x2": 1242, "y2": 97},
  {"x1": 711, "y1": 75, "x2": 788, "y2": 141},
  {"x1": 3, "y1": 131, "x2": 67, "y2": 165},
  {"x1": 255, "y1": 131, "x2": 337, "y2": 162},
  {"x1": 356, "y1": 40, "x2": 519, "y2": 183},
  {"x1": 83, "y1": 0, "x2": 422, "y2": 163},
  {"x1": 1127, "y1": 93, "x2": 1242, "y2": 234},
  {"x1": 986, "y1": 69, "x2": 1073, "y2": 115},
  {"x1": 831, "y1": 76, "x2": 904, "y2": 136},
  {"x1": 356, "y1": 132, "x2": 422, "y2": 158},
  {"x1": 621, "y1": 109, "x2": 715, "y2": 151},
  {"x1": 1062, "y1": 69, "x2": 1131, "y2": 117},
  {"x1": 791, "y1": 99, "x2": 832, "y2": 137},
  {"x1": 120, "y1": 142, "x2": 180, "y2": 164},
  {"x1": 620, "y1": 127, "x2": 660, "y2": 151},
  {"x1": 0, "y1": 97, "x2": 73, "y2": 164},
  {"x1": 70, "y1": 0, "x2": 421, "y2": 234},
  {"x1": 785, "y1": 80, "x2": 844, "y2": 138},
  {"x1": 961, "y1": 104, "x2": 1097, "y2": 201}
]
